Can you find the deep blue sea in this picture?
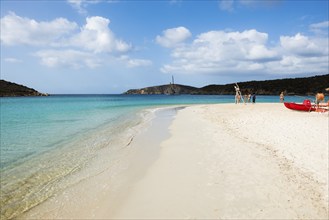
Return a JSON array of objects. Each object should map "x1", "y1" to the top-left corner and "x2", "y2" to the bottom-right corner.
[{"x1": 0, "y1": 94, "x2": 311, "y2": 219}]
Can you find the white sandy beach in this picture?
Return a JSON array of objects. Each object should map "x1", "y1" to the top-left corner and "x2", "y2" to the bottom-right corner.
[
  {"x1": 109, "y1": 103, "x2": 328, "y2": 219},
  {"x1": 23, "y1": 103, "x2": 328, "y2": 219}
]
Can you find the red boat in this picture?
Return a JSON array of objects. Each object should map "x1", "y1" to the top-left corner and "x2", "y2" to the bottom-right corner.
[{"x1": 284, "y1": 99, "x2": 316, "y2": 112}]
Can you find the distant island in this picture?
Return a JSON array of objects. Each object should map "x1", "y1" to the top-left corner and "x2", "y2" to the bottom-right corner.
[
  {"x1": 124, "y1": 74, "x2": 329, "y2": 96},
  {"x1": 0, "y1": 80, "x2": 48, "y2": 97}
]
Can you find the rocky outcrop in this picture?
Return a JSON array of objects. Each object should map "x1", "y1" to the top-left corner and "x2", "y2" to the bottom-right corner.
[{"x1": 0, "y1": 80, "x2": 49, "y2": 97}]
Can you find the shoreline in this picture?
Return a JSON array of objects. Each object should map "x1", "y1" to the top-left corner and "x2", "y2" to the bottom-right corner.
[
  {"x1": 20, "y1": 106, "x2": 182, "y2": 219},
  {"x1": 21, "y1": 103, "x2": 328, "y2": 219},
  {"x1": 110, "y1": 103, "x2": 328, "y2": 219}
]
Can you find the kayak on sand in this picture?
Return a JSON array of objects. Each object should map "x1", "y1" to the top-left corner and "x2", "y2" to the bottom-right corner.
[{"x1": 284, "y1": 99, "x2": 328, "y2": 112}]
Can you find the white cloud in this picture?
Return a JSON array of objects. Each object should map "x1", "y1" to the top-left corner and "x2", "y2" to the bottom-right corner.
[
  {"x1": 280, "y1": 33, "x2": 328, "y2": 57},
  {"x1": 1, "y1": 13, "x2": 139, "y2": 69},
  {"x1": 247, "y1": 45, "x2": 279, "y2": 61},
  {"x1": 161, "y1": 29, "x2": 277, "y2": 74},
  {"x1": 219, "y1": 0, "x2": 234, "y2": 12},
  {"x1": 67, "y1": 0, "x2": 102, "y2": 14},
  {"x1": 118, "y1": 55, "x2": 152, "y2": 68},
  {"x1": 70, "y1": 16, "x2": 131, "y2": 53},
  {"x1": 126, "y1": 59, "x2": 152, "y2": 68},
  {"x1": 309, "y1": 21, "x2": 329, "y2": 29},
  {"x1": 34, "y1": 49, "x2": 151, "y2": 69},
  {"x1": 271, "y1": 55, "x2": 329, "y2": 74},
  {"x1": 0, "y1": 12, "x2": 78, "y2": 46},
  {"x1": 1, "y1": 13, "x2": 131, "y2": 53},
  {"x1": 67, "y1": 0, "x2": 85, "y2": 14},
  {"x1": 35, "y1": 49, "x2": 102, "y2": 69},
  {"x1": 309, "y1": 21, "x2": 329, "y2": 36},
  {"x1": 160, "y1": 29, "x2": 328, "y2": 75},
  {"x1": 4, "y1": 57, "x2": 22, "y2": 63},
  {"x1": 156, "y1": 26, "x2": 191, "y2": 48}
]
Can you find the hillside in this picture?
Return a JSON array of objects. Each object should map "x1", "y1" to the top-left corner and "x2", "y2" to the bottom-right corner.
[
  {"x1": 124, "y1": 74, "x2": 329, "y2": 95},
  {"x1": 125, "y1": 84, "x2": 200, "y2": 95},
  {"x1": 0, "y1": 80, "x2": 48, "y2": 97},
  {"x1": 201, "y1": 74, "x2": 329, "y2": 95}
]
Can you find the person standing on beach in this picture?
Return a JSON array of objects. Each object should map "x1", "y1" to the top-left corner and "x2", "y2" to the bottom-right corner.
[
  {"x1": 280, "y1": 92, "x2": 284, "y2": 102},
  {"x1": 237, "y1": 94, "x2": 241, "y2": 103},
  {"x1": 234, "y1": 85, "x2": 240, "y2": 104},
  {"x1": 252, "y1": 93, "x2": 256, "y2": 103},
  {"x1": 244, "y1": 94, "x2": 248, "y2": 104},
  {"x1": 315, "y1": 92, "x2": 324, "y2": 108}
]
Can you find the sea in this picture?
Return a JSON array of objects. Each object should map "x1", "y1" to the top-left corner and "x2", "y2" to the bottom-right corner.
[{"x1": 0, "y1": 94, "x2": 311, "y2": 219}]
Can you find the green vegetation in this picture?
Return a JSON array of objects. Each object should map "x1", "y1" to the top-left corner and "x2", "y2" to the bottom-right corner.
[
  {"x1": 201, "y1": 74, "x2": 329, "y2": 95},
  {"x1": 125, "y1": 74, "x2": 329, "y2": 95},
  {"x1": 0, "y1": 80, "x2": 48, "y2": 97}
]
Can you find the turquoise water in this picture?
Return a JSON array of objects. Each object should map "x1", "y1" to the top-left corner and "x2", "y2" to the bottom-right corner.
[{"x1": 0, "y1": 94, "x2": 312, "y2": 219}]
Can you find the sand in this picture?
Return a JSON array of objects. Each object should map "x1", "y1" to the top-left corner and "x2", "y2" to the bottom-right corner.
[
  {"x1": 110, "y1": 104, "x2": 328, "y2": 219},
  {"x1": 22, "y1": 104, "x2": 328, "y2": 219}
]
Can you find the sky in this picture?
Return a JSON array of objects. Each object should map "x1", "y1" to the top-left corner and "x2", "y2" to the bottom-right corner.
[{"x1": 0, "y1": 0, "x2": 328, "y2": 94}]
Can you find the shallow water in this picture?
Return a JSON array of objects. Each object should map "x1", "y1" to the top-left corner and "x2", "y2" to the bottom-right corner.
[{"x1": 0, "y1": 94, "x2": 314, "y2": 219}]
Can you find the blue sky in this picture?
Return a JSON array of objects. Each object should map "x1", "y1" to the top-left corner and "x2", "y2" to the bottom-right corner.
[{"x1": 1, "y1": 0, "x2": 328, "y2": 94}]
